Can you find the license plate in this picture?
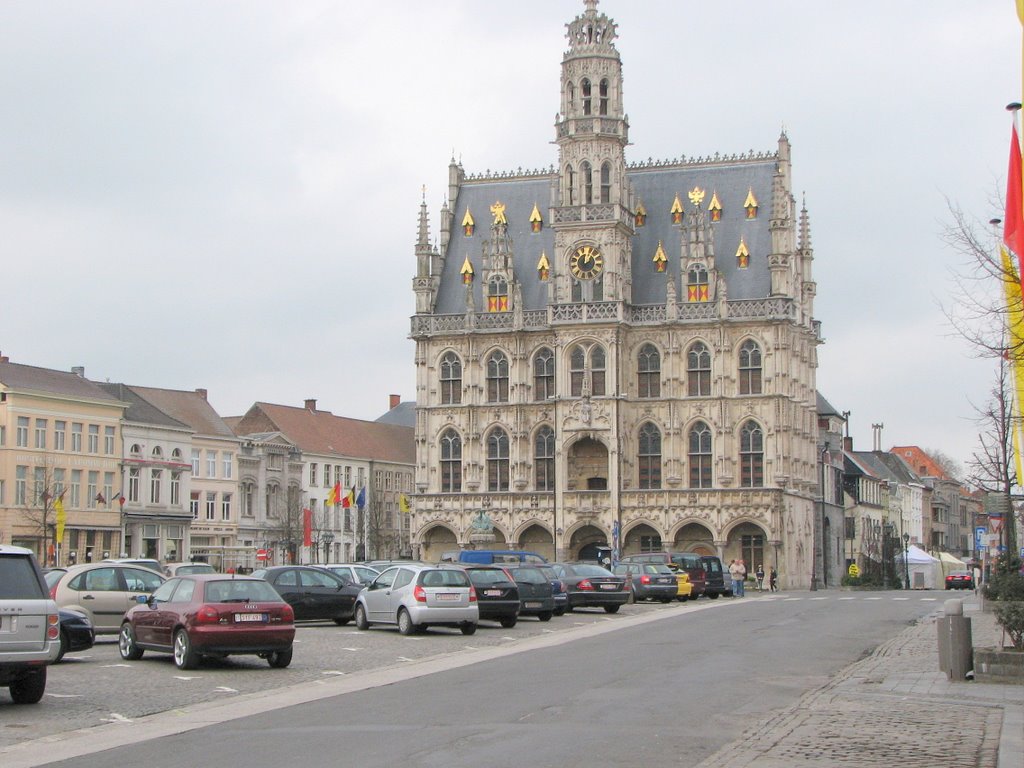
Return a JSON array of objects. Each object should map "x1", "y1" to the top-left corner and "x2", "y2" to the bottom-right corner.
[
  {"x1": 525, "y1": 602, "x2": 542, "y2": 609},
  {"x1": 484, "y1": 589, "x2": 502, "y2": 597},
  {"x1": 234, "y1": 613, "x2": 267, "y2": 622},
  {"x1": 600, "y1": 583, "x2": 617, "y2": 590},
  {"x1": 436, "y1": 593, "x2": 459, "y2": 601}
]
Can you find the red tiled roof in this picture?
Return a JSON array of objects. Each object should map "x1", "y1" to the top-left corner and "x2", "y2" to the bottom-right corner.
[{"x1": 233, "y1": 402, "x2": 413, "y2": 464}]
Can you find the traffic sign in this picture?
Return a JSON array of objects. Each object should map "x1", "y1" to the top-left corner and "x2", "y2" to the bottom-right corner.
[
  {"x1": 848, "y1": 563, "x2": 860, "y2": 577},
  {"x1": 255, "y1": 548, "x2": 269, "y2": 561}
]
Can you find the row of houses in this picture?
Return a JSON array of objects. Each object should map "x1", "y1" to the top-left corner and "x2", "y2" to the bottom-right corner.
[{"x1": 0, "y1": 355, "x2": 414, "y2": 571}]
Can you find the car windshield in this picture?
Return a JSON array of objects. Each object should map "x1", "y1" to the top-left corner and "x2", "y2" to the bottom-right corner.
[
  {"x1": 204, "y1": 580, "x2": 283, "y2": 603},
  {"x1": 509, "y1": 567, "x2": 546, "y2": 584},
  {"x1": 468, "y1": 569, "x2": 512, "y2": 585},
  {"x1": 419, "y1": 570, "x2": 470, "y2": 587},
  {"x1": 571, "y1": 564, "x2": 614, "y2": 578}
]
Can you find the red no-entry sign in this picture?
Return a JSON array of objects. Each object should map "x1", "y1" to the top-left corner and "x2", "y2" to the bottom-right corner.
[{"x1": 255, "y1": 548, "x2": 269, "y2": 561}]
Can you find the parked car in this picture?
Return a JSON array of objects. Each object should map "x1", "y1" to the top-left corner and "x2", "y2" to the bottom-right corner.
[
  {"x1": 119, "y1": 574, "x2": 295, "y2": 669},
  {"x1": 533, "y1": 563, "x2": 569, "y2": 616},
  {"x1": 945, "y1": 571, "x2": 975, "y2": 590},
  {"x1": 321, "y1": 563, "x2": 381, "y2": 586},
  {"x1": 505, "y1": 565, "x2": 556, "y2": 621},
  {"x1": 56, "y1": 608, "x2": 95, "y2": 662},
  {"x1": 164, "y1": 562, "x2": 217, "y2": 577},
  {"x1": 613, "y1": 563, "x2": 678, "y2": 603},
  {"x1": 439, "y1": 550, "x2": 548, "y2": 565},
  {"x1": 699, "y1": 555, "x2": 729, "y2": 598},
  {"x1": 0, "y1": 545, "x2": 60, "y2": 704},
  {"x1": 103, "y1": 558, "x2": 164, "y2": 574},
  {"x1": 251, "y1": 565, "x2": 362, "y2": 625},
  {"x1": 549, "y1": 563, "x2": 629, "y2": 613},
  {"x1": 455, "y1": 565, "x2": 520, "y2": 627},
  {"x1": 620, "y1": 552, "x2": 707, "y2": 598},
  {"x1": 673, "y1": 570, "x2": 694, "y2": 601},
  {"x1": 354, "y1": 564, "x2": 478, "y2": 635},
  {"x1": 51, "y1": 562, "x2": 166, "y2": 635}
]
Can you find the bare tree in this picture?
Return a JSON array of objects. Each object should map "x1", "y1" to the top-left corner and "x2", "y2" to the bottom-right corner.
[
  {"x1": 924, "y1": 448, "x2": 965, "y2": 482},
  {"x1": 943, "y1": 199, "x2": 1021, "y2": 556},
  {"x1": 267, "y1": 485, "x2": 305, "y2": 565},
  {"x1": 22, "y1": 462, "x2": 59, "y2": 565}
]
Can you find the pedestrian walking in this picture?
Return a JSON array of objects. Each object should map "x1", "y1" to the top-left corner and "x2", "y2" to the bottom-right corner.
[
  {"x1": 769, "y1": 566, "x2": 778, "y2": 592},
  {"x1": 737, "y1": 559, "x2": 747, "y2": 596},
  {"x1": 755, "y1": 563, "x2": 765, "y2": 591}
]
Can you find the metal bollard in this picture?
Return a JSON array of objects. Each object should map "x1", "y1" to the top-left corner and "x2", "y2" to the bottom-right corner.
[{"x1": 937, "y1": 598, "x2": 973, "y2": 680}]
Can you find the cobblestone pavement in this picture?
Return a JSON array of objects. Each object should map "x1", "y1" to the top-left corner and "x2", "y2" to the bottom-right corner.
[{"x1": 695, "y1": 598, "x2": 1024, "y2": 768}]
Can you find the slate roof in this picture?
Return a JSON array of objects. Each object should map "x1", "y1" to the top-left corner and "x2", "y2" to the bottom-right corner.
[
  {"x1": 375, "y1": 401, "x2": 416, "y2": 428},
  {"x1": 435, "y1": 155, "x2": 778, "y2": 315},
  {"x1": 126, "y1": 386, "x2": 236, "y2": 440},
  {"x1": 845, "y1": 451, "x2": 922, "y2": 486},
  {"x1": 97, "y1": 383, "x2": 191, "y2": 431},
  {"x1": 233, "y1": 403, "x2": 414, "y2": 465},
  {"x1": 816, "y1": 391, "x2": 842, "y2": 417},
  {"x1": 0, "y1": 361, "x2": 122, "y2": 404}
]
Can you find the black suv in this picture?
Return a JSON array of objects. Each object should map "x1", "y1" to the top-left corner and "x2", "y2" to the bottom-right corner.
[
  {"x1": 456, "y1": 565, "x2": 520, "y2": 628},
  {"x1": 699, "y1": 555, "x2": 729, "y2": 598},
  {"x1": 0, "y1": 545, "x2": 60, "y2": 703}
]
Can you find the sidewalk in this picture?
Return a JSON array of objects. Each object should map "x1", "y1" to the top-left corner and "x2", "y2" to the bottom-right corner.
[{"x1": 695, "y1": 595, "x2": 1024, "y2": 768}]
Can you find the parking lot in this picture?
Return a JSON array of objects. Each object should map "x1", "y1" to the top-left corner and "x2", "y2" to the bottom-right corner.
[{"x1": 0, "y1": 599, "x2": 692, "y2": 750}]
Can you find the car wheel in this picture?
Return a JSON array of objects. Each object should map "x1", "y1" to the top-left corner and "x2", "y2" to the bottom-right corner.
[
  {"x1": 397, "y1": 608, "x2": 416, "y2": 636},
  {"x1": 677, "y1": 595, "x2": 688, "y2": 602},
  {"x1": 56, "y1": 629, "x2": 68, "y2": 663},
  {"x1": 354, "y1": 604, "x2": 370, "y2": 630},
  {"x1": 460, "y1": 623, "x2": 477, "y2": 636},
  {"x1": 604, "y1": 605, "x2": 620, "y2": 614},
  {"x1": 119, "y1": 623, "x2": 144, "y2": 661},
  {"x1": 499, "y1": 616, "x2": 517, "y2": 629},
  {"x1": 660, "y1": 598, "x2": 672, "y2": 604},
  {"x1": 173, "y1": 629, "x2": 200, "y2": 670},
  {"x1": 267, "y1": 648, "x2": 293, "y2": 669},
  {"x1": 537, "y1": 611, "x2": 553, "y2": 622},
  {"x1": 708, "y1": 592, "x2": 720, "y2": 599},
  {"x1": 333, "y1": 617, "x2": 350, "y2": 627},
  {"x1": 554, "y1": 606, "x2": 566, "y2": 617},
  {"x1": 8, "y1": 668, "x2": 46, "y2": 704}
]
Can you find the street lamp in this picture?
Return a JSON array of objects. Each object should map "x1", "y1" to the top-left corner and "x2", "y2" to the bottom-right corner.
[
  {"x1": 903, "y1": 532, "x2": 910, "y2": 590},
  {"x1": 323, "y1": 532, "x2": 335, "y2": 564},
  {"x1": 812, "y1": 442, "x2": 829, "y2": 591}
]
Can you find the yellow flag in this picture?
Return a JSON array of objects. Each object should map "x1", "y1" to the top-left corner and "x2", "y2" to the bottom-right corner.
[
  {"x1": 55, "y1": 494, "x2": 66, "y2": 543},
  {"x1": 1017, "y1": 0, "x2": 1024, "y2": 25},
  {"x1": 399, "y1": 494, "x2": 411, "y2": 514},
  {"x1": 1001, "y1": 245, "x2": 1024, "y2": 482}
]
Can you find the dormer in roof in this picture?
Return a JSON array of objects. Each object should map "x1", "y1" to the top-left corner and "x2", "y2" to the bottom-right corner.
[
  {"x1": 744, "y1": 187, "x2": 758, "y2": 219},
  {"x1": 708, "y1": 190, "x2": 722, "y2": 222},
  {"x1": 530, "y1": 203, "x2": 543, "y2": 233},
  {"x1": 462, "y1": 208, "x2": 475, "y2": 236}
]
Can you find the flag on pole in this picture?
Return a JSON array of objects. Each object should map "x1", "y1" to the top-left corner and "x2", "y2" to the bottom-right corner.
[
  {"x1": 342, "y1": 487, "x2": 355, "y2": 508},
  {"x1": 356, "y1": 487, "x2": 366, "y2": 510},
  {"x1": 54, "y1": 492, "x2": 66, "y2": 543},
  {"x1": 1004, "y1": 117, "x2": 1024, "y2": 484},
  {"x1": 303, "y1": 508, "x2": 312, "y2": 547},
  {"x1": 327, "y1": 483, "x2": 340, "y2": 506},
  {"x1": 399, "y1": 493, "x2": 411, "y2": 514}
]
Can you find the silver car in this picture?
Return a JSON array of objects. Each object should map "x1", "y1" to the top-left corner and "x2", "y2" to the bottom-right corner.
[
  {"x1": 0, "y1": 545, "x2": 60, "y2": 704},
  {"x1": 354, "y1": 564, "x2": 478, "y2": 635},
  {"x1": 321, "y1": 563, "x2": 380, "y2": 586}
]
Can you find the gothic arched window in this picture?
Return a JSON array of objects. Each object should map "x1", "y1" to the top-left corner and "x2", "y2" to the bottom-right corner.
[
  {"x1": 487, "y1": 428, "x2": 510, "y2": 492},
  {"x1": 486, "y1": 350, "x2": 510, "y2": 403},
  {"x1": 581, "y1": 78, "x2": 592, "y2": 115},
  {"x1": 440, "y1": 351, "x2": 462, "y2": 405},
  {"x1": 534, "y1": 425, "x2": 555, "y2": 491},
  {"x1": 638, "y1": 422, "x2": 662, "y2": 489},
  {"x1": 637, "y1": 343, "x2": 660, "y2": 398},
  {"x1": 688, "y1": 421, "x2": 713, "y2": 488},
  {"x1": 687, "y1": 342, "x2": 711, "y2": 397},
  {"x1": 440, "y1": 429, "x2": 462, "y2": 493},
  {"x1": 599, "y1": 78, "x2": 609, "y2": 116},
  {"x1": 687, "y1": 265, "x2": 709, "y2": 303},
  {"x1": 590, "y1": 345, "x2": 606, "y2": 396},
  {"x1": 581, "y1": 161, "x2": 593, "y2": 205},
  {"x1": 566, "y1": 164, "x2": 575, "y2": 206},
  {"x1": 738, "y1": 339, "x2": 763, "y2": 395},
  {"x1": 740, "y1": 420, "x2": 764, "y2": 488},
  {"x1": 600, "y1": 162, "x2": 611, "y2": 203},
  {"x1": 488, "y1": 276, "x2": 509, "y2": 313},
  {"x1": 534, "y1": 347, "x2": 555, "y2": 401}
]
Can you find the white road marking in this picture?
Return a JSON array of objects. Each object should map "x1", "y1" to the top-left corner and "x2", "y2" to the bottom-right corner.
[
  {"x1": 100, "y1": 713, "x2": 132, "y2": 724},
  {"x1": 45, "y1": 693, "x2": 82, "y2": 698},
  {"x1": 502, "y1": 636, "x2": 516, "y2": 641},
  {"x1": 213, "y1": 687, "x2": 237, "y2": 693},
  {"x1": 783, "y1": 598, "x2": 803, "y2": 601},
  {"x1": 102, "y1": 664, "x2": 132, "y2": 668},
  {"x1": 173, "y1": 676, "x2": 198, "y2": 681},
  {"x1": 809, "y1": 597, "x2": 828, "y2": 601},
  {"x1": 893, "y1": 597, "x2": 910, "y2": 601},
  {"x1": 838, "y1": 597, "x2": 856, "y2": 601},
  {"x1": 921, "y1": 598, "x2": 938, "y2": 601},
  {"x1": 396, "y1": 656, "x2": 415, "y2": 662},
  {"x1": 864, "y1": 597, "x2": 882, "y2": 601},
  {"x1": 342, "y1": 647, "x2": 362, "y2": 652},
  {"x1": 322, "y1": 671, "x2": 346, "y2": 676}
]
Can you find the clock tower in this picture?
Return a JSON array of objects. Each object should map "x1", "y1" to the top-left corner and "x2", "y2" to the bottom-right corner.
[{"x1": 553, "y1": 0, "x2": 633, "y2": 305}]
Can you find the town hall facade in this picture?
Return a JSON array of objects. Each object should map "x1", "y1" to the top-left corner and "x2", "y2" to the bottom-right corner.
[{"x1": 409, "y1": 0, "x2": 821, "y2": 587}]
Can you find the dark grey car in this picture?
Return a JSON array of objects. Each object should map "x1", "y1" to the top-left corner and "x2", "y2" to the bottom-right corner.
[
  {"x1": 506, "y1": 565, "x2": 556, "y2": 621},
  {"x1": 613, "y1": 562, "x2": 677, "y2": 603}
]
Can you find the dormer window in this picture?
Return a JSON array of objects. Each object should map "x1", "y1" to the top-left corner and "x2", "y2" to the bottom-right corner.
[
  {"x1": 671, "y1": 194, "x2": 684, "y2": 224},
  {"x1": 744, "y1": 187, "x2": 759, "y2": 219},
  {"x1": 736, "y1": 238, "x2": 750, "y2": 269},
  {"x1": 462, "y1": 208, "x2": 475, "y2": 236}
]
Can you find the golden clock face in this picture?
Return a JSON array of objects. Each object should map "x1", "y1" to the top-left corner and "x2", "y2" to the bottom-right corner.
[{"x1": 570, "y1": 245, "x2": 604, "y2": 280}]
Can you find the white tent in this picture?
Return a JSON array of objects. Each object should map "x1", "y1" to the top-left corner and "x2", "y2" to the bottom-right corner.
[
  {"x1": 938, "y1": 551, "x2": 968, "y2": 578},
  {"x1": 895, "y1": 545, "x2": 942, "y2": 589}
]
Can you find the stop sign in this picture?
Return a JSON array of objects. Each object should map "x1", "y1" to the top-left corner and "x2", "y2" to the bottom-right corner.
[{"x1": 255, "y1": 548, "x2": 269, "y2": 561}]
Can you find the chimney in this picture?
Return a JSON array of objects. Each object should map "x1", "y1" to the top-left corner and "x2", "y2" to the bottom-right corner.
[
  {"x1": 195, "y1": 388, "x2": 208, "y2": 401},
  {"x1": 305, "y1": 398, "x2": 317, "y2": 411},
  {"x1": 389, "y1": 394, "x2": 401, "y2": 410},
  {"x1": 843, "y1": 435, "x2": 853, "y2": 452},
  {"x1": 0, "y1": 350, "x2": 8, "y2": 363},
  {"x1": 71, "y1": 366, "x2": 85, "y2": 378}
]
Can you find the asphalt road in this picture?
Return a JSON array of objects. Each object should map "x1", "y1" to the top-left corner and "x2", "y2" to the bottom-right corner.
[{"x1": 1, "y1": 591, "x2": 947, "y2": 768}]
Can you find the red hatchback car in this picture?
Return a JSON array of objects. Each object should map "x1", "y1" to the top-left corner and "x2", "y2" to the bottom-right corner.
[{"x1": 119, "y1": 574, "x2": 295, "y2": 670}]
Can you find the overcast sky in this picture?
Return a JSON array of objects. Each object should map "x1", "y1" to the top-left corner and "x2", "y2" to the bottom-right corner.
[{"x1": 1, "y1": 1, "x2": 1016, "y2": 470}]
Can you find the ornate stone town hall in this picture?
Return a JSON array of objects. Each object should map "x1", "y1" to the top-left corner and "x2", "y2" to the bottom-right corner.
[{"x1": 409, "y1": 0, "x2": 820, "y2": 587}]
